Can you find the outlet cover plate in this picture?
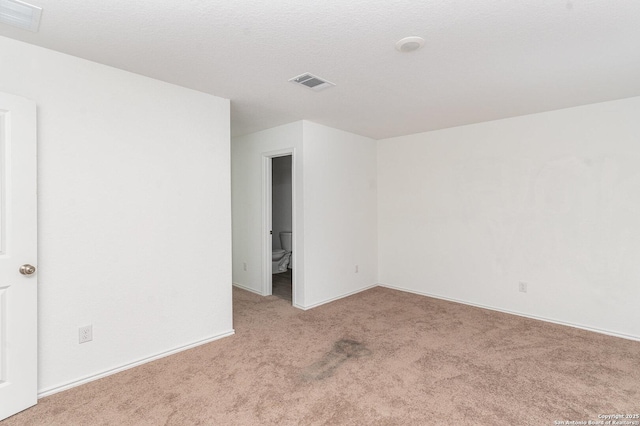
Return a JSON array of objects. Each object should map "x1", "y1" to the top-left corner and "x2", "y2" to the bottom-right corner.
[{"x1": 79, "y1": 325, "x2": 93, "y2": 343}]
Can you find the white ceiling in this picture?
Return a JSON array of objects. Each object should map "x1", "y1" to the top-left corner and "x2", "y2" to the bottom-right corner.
[{"x1": 2, "y1": 0, "x2": 640, "y2": 139}]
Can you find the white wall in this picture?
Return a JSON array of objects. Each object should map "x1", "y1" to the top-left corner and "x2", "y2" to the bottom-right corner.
[
  {"x1": 272, "y1": 156, "x2": 292, "y2": 250},
  {"x1": 231, "y1": 121, "x2": 377, "y2": 309},
  {"x1": 378, "y1": 96, "x2": 640, "y2": 340},
  {"x1": 231, "y1": 121, "x2": 304, "y2": 303},
  {"x1": 0, "y1": 36, "x2": 233, "y2": 394},
  {"x1": 302, "y1": 122, "x2": 378, "y2": 308}
]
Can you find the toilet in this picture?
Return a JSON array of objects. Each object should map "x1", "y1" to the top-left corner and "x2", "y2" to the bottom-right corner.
[{"x1": 272, "y1": 231, "x2": 292, "y2": 274}]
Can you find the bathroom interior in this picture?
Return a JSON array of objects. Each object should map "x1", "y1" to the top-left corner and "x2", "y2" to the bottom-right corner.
[{"x1": 271, "y1": 155, "x2": 292, "y2": 301}]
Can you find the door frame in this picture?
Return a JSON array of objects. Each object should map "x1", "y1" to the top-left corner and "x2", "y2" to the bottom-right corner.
[{"x1": 261, "y1": 149, "x2": 297, "y2": 304}]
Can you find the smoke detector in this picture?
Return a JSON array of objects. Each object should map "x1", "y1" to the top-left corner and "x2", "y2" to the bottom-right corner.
[
  {"x1": 0, "y1": 0, "x2": 42, "y2": 32},
  {"x1": 395, "y1": 36, "x2": 425, "y2": 53},
  {"x1": 289, "y1": 73, "x2": 335, "y2": 91}
]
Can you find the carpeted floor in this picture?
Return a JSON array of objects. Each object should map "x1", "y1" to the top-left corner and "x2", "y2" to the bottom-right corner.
[
  {"x1": 4, "y1": 286, "x2": 640, "y2": 425},
  {"x1": 272, "y1": 268, "x2": 292, "y2": 301}
]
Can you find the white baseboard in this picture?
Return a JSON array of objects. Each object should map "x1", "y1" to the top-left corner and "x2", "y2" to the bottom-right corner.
[
  {"x1": 38, "y1": 330, "x2": 235, "y2": 398},
  {"x1": 378, "y1": 282, "x2": 640, "y2": 342},
  {"x1": 232, "y1": 282, "x2": 263, "y2": 295},
  {"x1": 299, "y1": 284, "x2": 378, "y2": 310}
]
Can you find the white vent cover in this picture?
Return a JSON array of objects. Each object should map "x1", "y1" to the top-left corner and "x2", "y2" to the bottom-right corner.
[
  {"x1": 0, "y1": 0, "x2": 42, "y2": 32},
  {"x1": 289, "y1": 73, "x2": 335, "y2": 91}
]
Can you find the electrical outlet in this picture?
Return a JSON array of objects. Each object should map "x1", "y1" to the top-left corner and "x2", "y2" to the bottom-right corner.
[
  {"x1": 243, "y1": 262, "x2": 247, "y2": 271},
  {"x1": 79, "y1": 325, "x2": 93, "y2": 343},
  {"x1": 519, "y1": 282, "x2": 528, "y2": 293},
  {"x1": 355, "y1": 265, "x2": 359, "y2": 273}
]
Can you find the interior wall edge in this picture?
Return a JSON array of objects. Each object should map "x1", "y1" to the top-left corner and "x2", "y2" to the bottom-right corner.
[
  {"x1": 378, "y1": 282, "x2": 640, "y2": 343},
  {"x1": 36, "y1": 330, "x2": 235, "y2": 398},
  {"x1": 297, "y1": 283, "x2": 379, "y2": 311},
  {"x1": 232, "y1": 282, "x2": 263, "y2": 296}
]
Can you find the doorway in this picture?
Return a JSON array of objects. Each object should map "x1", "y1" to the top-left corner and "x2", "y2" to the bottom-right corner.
[
  {"x1": 262, "y1": 150, "x2": 295, "y2": 304},
  {"x1": 271, "y1": 155, "x2": 292, "y2": 301}
]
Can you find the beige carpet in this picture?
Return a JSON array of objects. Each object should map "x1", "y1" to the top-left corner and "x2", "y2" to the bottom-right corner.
[{"x1": 4, "y1": 287, "x2": 640, "y2": 425}]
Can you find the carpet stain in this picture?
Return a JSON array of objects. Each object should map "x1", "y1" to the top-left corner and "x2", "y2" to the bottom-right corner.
[{"x1": 302, "y1": 339, "x2": 371, "y2": 381}]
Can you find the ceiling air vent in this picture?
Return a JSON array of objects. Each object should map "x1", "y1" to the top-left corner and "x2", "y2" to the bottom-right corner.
[
  {"x1": 289, "y1": 73, "x2": 335, "y2": 92},
  {"x1": 0, "y1": 0, "x2": 42, "y2": 32}
]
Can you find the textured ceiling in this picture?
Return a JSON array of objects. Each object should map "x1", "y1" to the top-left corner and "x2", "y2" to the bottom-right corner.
[{"x1": 1, "y1": 0, "x2": 640, "y2": 139}]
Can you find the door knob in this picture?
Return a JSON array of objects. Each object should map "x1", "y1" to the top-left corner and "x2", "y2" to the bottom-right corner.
[{"x1": 19, "y1": 264, "x2": 36, "y2": 275}]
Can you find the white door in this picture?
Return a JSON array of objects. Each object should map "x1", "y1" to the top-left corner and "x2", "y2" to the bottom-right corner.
[{"x1": 0, "y1": 92, "x2": 38, "y2": 421}]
